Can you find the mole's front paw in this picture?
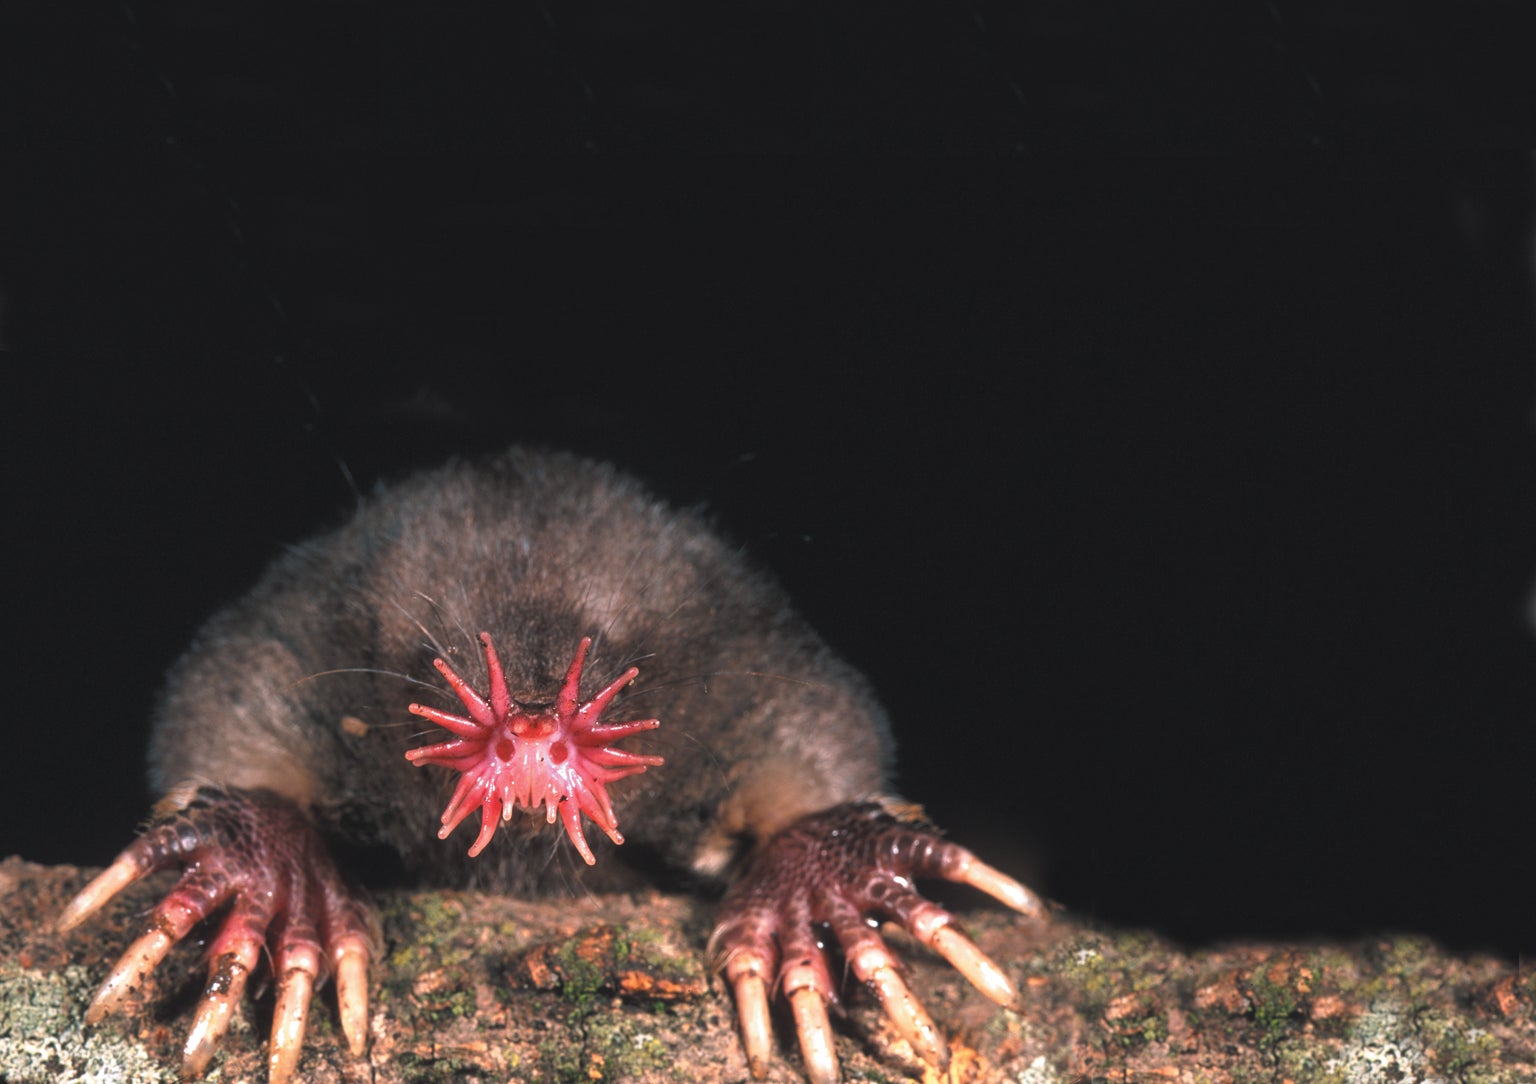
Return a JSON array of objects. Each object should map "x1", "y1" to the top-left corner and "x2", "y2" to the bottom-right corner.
[
  {"x1": 710, "y1": 800, "x2": 1045, "y2": 1084},
  {"x1": 57, "y1": 783, "x2": 376, "y2": 1083}
]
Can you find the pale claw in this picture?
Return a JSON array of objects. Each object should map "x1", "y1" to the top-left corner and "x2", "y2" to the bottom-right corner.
[
  {"x1": 269, "y1": 958, "x2": 318, "y2": 1084},
  {"x1": 847, "y1": 943, "x2": 948, "y2": 1069},
  {"x1": 334, "y1": 939, "x2": 371, "y2": 1057},
  {"x1": 57, "y1": 854, "x2": 143, "y2": 935},
  {"x1": 952, "y1": 851, "x2": 1048, "y2": 919},
  {"x1": 723, "y1": 953, "x2": 774, "y2": 1079},
  {"x1": 182, "y1": 945, "x2": 259, "y2": 1078},
  {"x1": 84, "y1": 925, "x2": 176, "y2": 1023},
  {"x1": 788, "y1": 985, "x2": 839, "y2": 1084},
  {"x1": 929, "y1": 923, "x2": 1020, "y2": 1009}
]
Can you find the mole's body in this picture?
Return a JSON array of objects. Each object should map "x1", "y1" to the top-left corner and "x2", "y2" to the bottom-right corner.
[
  {"x1": 151, "y1": 449, "x2": 889, "y2": 892},
  {"x1": 60, "y1": 448, "x2": 1043, "y2": 1084}
]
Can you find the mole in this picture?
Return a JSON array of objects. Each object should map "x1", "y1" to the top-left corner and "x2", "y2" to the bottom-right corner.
[{"x1": 57, "y1": 446, "x2": 1044, "y2": 1083}]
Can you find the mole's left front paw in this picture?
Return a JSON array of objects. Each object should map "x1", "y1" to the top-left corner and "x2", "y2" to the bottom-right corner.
[{"x1": 710, "y1": 800, "x2": 1045, "y2": 1084}]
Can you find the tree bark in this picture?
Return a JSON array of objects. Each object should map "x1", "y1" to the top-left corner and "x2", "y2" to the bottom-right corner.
[{"x1": 2, "y1": 857, "x2": 1530, "y2": 1083}]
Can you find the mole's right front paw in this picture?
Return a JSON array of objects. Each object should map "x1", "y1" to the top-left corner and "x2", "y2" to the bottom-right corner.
[{"x1": 57, "y1": 783, "x2": 376, "y2": 1083}]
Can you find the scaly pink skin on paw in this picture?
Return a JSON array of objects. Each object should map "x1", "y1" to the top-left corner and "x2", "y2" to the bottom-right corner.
[
  {"x1": 406, "y1": 633, "x2": 664, "y2": 864},
  {"x1": 56, "y1": 785, "x2": 376, "y2": 1084},
  {"x1": 710, "y1": 801, "x2": 1047, "y2": 1084}
]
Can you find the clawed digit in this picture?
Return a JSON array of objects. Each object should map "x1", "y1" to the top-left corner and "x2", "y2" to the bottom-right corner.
[{"x1": 712, "y1": 801, "x2": 1046, "y2": 1082}]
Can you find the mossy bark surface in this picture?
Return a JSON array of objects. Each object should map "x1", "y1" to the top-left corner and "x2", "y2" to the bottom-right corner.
[{"x1": 3, "y1": 856, "x2": 1530, "y2": 1083}]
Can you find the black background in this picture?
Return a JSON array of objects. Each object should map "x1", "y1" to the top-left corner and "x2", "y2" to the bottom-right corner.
[{"x1": 3, "y1": 2, "x2": 1533, "y2": 961}]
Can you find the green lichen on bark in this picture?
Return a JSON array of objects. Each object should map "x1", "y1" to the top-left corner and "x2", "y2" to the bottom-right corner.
[{"x1": 0, "y1": 963, "x2": 178, "y2": 1084}]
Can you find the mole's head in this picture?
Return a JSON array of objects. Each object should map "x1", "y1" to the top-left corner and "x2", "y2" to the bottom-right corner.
[{"x1": 405, "y1": 633, "x2": 664, "y2": 864}]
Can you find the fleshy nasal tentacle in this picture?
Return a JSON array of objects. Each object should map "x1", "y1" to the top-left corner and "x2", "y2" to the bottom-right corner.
[{"x1": 405, "y1": 633, "x2": 663, "y2": 862}]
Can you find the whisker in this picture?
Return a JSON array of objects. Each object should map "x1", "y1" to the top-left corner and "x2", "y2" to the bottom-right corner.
[
  {"x1": 623, "y1": 670, "x2": 834, "y2": 702},
  {"x1": 598, "y1": 540, "x2": 661, "y2": 631},
  {"x1": 385, "y1": 595, "x2": 448, "y2": 661},
  {"x1": 403, "y1": 592, "x2": 460, "y2": 660},
  {"x1": 654, "y1": 540, "x2": 751, "y2": 629},
  {"x1": 287, "y1": 667, "x2": 440, "y2": 692},
  {"x1": 440, "y1": 585, "x2": 480, "y2": 661},
  {"x1": 655, "y1": 727, "x2": 731, "y2": 789}
]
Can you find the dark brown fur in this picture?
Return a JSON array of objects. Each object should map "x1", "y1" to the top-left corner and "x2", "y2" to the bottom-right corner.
[{"x1": 148, "y1": 448, "x2": 895, "y2": 894}]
